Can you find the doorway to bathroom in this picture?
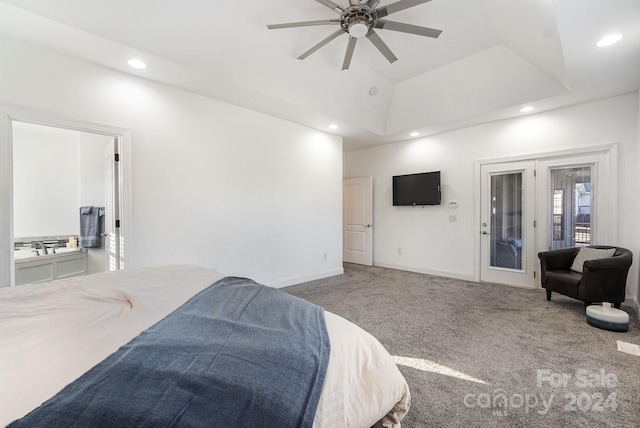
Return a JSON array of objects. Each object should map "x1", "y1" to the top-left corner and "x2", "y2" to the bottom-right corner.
[{"x1": 0, "y1": 106, "x2": 132, "y2": 287}]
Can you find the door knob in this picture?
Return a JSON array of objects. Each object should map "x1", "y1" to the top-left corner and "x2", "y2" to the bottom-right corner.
[
  {"x1": 481, "y1": 231, "x2": 490, "y2": 235},
  {"x1": 365, "y1": 224, "x2": 372, "y2": 228}
]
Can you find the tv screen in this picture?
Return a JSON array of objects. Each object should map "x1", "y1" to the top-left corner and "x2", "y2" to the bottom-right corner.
[{"x1": 393, "y1": 171, "x2": 441, "y2": 206}]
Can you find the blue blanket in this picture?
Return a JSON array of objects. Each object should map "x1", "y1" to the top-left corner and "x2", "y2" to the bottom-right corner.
[{"x1": 10, "y1": 277, "x2": 330, "y2": 428}]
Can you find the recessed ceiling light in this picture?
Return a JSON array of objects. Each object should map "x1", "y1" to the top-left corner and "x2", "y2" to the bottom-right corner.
[
  {"x1": 127, "y1": 59, "x2": 147, "y2": 69},
  {"x1": 328, "y1": 124, "x2": 338, "y2": 130},
  {"x1": 595, "y1": 34, "x2": 622, "y2": 47},
  {"x1": 410, "y1": 132, "x2": 420, "y2": 137},
  {"x1": 520, "y1": 106, "x2": 534, "y2": 113}
]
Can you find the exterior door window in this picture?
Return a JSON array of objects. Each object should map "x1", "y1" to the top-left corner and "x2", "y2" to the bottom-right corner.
[
  {"x1": 490, "y1": 172, "x2": 523, "y2": 270},
  {"x1": 549, "y1": 166, "x2": 592, "y2": 250}
]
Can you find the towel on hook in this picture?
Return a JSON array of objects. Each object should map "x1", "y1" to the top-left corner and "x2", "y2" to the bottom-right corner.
[{"x1": 79, "y1": 206, "x2": 105, "y2": 248}]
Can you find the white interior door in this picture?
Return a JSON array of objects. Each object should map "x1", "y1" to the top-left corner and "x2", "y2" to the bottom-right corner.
[
  {"x1": 104, "y1": 139, "x2": 120, "y2": 271},
  {"x1": 343, "y1": 177, "x2": 373, "y2": 266},
  {"x1": 480, "y1": 161, "x2": 536, "y2": 288}
]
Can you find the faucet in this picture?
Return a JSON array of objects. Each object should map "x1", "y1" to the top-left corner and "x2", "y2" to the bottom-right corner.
[{"x1": 31, "y1": 241, "x2": 48, "y2": 255}]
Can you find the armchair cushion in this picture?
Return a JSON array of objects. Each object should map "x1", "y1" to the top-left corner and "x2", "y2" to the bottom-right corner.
[
  {"x1": 544, "y1": 270, "x2": 582, "y2": 298},
  {"x1": 570, "y1": 247, "x2": 615, "y2": 273}
]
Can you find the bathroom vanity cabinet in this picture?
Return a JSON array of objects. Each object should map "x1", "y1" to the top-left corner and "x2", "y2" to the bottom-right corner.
[{"x1": 15, "y1": 249, "x2": 88, "y2": 285}]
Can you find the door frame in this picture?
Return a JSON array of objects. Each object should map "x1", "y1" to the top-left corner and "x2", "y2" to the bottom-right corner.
[
  {"x1": 473, "y1": 144, "x2": 618, "y2": 287},
  {"x1": 105, "y1": 139, "x2": 122, "y2": 271},
  {"x1": 0, "y1": 105, "x2": 132, "y2": 287}
]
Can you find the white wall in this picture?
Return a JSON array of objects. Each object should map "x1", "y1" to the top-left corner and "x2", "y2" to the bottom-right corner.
[
  {"x1": 0, "y1": 35, "x2": 343, "y2": 287},
  {"x1": 345, "y1": 93, "x2": 639, "y2": 299},
  {"x1": 12, "y1": 125, "x2": 80, "y2": 237}
]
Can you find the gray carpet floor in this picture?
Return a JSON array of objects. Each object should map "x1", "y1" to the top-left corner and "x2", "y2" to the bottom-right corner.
[{"x1": 284, "y1": 264, "x2": 640, "y2": 428}]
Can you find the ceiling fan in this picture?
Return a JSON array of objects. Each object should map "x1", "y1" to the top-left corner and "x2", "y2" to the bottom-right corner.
[{"x1": 267, "y1": 0, "x2": 442, "y2": 70}]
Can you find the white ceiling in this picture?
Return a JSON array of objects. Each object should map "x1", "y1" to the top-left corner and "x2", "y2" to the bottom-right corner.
[{"x1": 0, "y1": 0, "x2": 639, "y2": 151}]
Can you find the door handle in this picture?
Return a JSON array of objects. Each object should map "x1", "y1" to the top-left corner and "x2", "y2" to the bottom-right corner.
[
  {"x1": 365, "y1": 224, "x2": 372, "y2": 228},
  {"x1": 481, "y1": 231, "x2": 490, "y2": 235}
]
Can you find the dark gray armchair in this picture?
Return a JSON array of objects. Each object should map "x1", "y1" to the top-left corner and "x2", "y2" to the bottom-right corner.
[{"x1": 537, "y1": 246, "x2": 632, "y2": 309}]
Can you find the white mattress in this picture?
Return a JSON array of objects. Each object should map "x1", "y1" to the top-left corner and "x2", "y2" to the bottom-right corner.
[{"x1": 0, "y1": 265, "x2": 409, "y2": 427}]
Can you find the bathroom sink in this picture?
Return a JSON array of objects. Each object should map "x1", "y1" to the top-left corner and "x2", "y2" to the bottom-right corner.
[{"x1": 14, "y1": 246, "x2": 83, "y2": 260}]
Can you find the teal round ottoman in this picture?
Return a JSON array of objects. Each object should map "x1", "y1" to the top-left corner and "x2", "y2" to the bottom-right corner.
[{"x1": 586, "y1": 303, "x2": 629, "y2": 332}]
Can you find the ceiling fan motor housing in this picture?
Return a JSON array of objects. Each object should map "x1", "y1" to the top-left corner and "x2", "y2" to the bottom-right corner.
[{"x1": 342, "y1": 5, "x2": 376, "y2": 38}]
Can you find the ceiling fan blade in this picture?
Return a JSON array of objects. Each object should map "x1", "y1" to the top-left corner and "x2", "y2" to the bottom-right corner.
[
  {"x1": 267, "y1": 19, "x2": 340, "y2": 30},
  {"x1": 366, "y1": 29, "x2": 398, "y2": 64},
  {"x1": 315, "y1": 0, "x2": 345, "y2": 13},
  {"x1": 342, "y1": 36, "x2": 358, "y2": 70},
  {"x1": 298, "y1": 28, "x2": 345, "y2": 60},
  {"x1": 374, "y1": 19, "x2": 442, "y2": 38},
  {"x1": 376, "y1": 0, "x2": 432, "y2": 18},
  {"x1": 348, "y1": 0, "x2": 361, "y2": 6}
]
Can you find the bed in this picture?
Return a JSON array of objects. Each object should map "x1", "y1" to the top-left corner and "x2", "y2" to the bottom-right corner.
[{"x1": 0, "y1": 265, "x2": 410, "y2": 427}]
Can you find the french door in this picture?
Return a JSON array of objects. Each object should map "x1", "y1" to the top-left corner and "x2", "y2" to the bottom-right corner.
[
  {"x1": 480, "y1": 161, "x2": 536, "y2": 288},
  {"x1": 478, "y1": 147, "x2": 616, "y2": 290}
]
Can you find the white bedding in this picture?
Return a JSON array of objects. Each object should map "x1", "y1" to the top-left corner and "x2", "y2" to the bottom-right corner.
[{"x1": 0, "y1": 265, "x2": 409, "y2": 427}]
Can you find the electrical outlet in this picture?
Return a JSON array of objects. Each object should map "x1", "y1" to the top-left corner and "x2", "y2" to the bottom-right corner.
[
  {"x1": 449, "y1": 215, "x2": 457, "y2": 222},
  {"x1": 397, "y1": 248, "x2": 402, "y2": 255},
  {"x1": 323, "y1": 252, "x2": 327, "y2": 260}
]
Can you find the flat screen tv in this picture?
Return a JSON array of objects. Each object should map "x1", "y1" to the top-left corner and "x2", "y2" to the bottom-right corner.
[{"x1": 393, "y1": 171, "x2": 441, "y2": 206}]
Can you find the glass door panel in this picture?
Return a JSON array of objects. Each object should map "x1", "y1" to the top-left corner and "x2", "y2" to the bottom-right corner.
[
  {"x1": 490, "y1": 172, "x2": 523, "y2": 270},
  {"x1": 549, "y1": 166, "x2": 592, "y2": 250}
]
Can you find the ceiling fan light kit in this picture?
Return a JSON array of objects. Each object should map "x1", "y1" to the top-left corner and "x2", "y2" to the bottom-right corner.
[
  {"x1": 348, "y1": 21, "x2": 369, "y2": 38},
  {"x1": 267, "y1": 0, "x2": 442, "y2": 70}
]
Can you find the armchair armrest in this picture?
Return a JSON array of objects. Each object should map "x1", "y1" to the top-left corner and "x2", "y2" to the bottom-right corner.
[
  {"x1": 579, "y1": 249, "x2": 633, "y2": 304},
  {"x1": 583, "y1": 252, "x2": 632, "y2": 272}
]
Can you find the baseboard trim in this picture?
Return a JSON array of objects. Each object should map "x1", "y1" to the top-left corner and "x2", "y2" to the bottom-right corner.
[
  {"x1": 634, "y1": 299, "x2": 640, "y2": 323},
  {"x1": 374, "y1": 261, "x2": 475, "y2": 282},
  {"x1": 267, "y1": 268, "x2": 344, "y2": 289}
]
